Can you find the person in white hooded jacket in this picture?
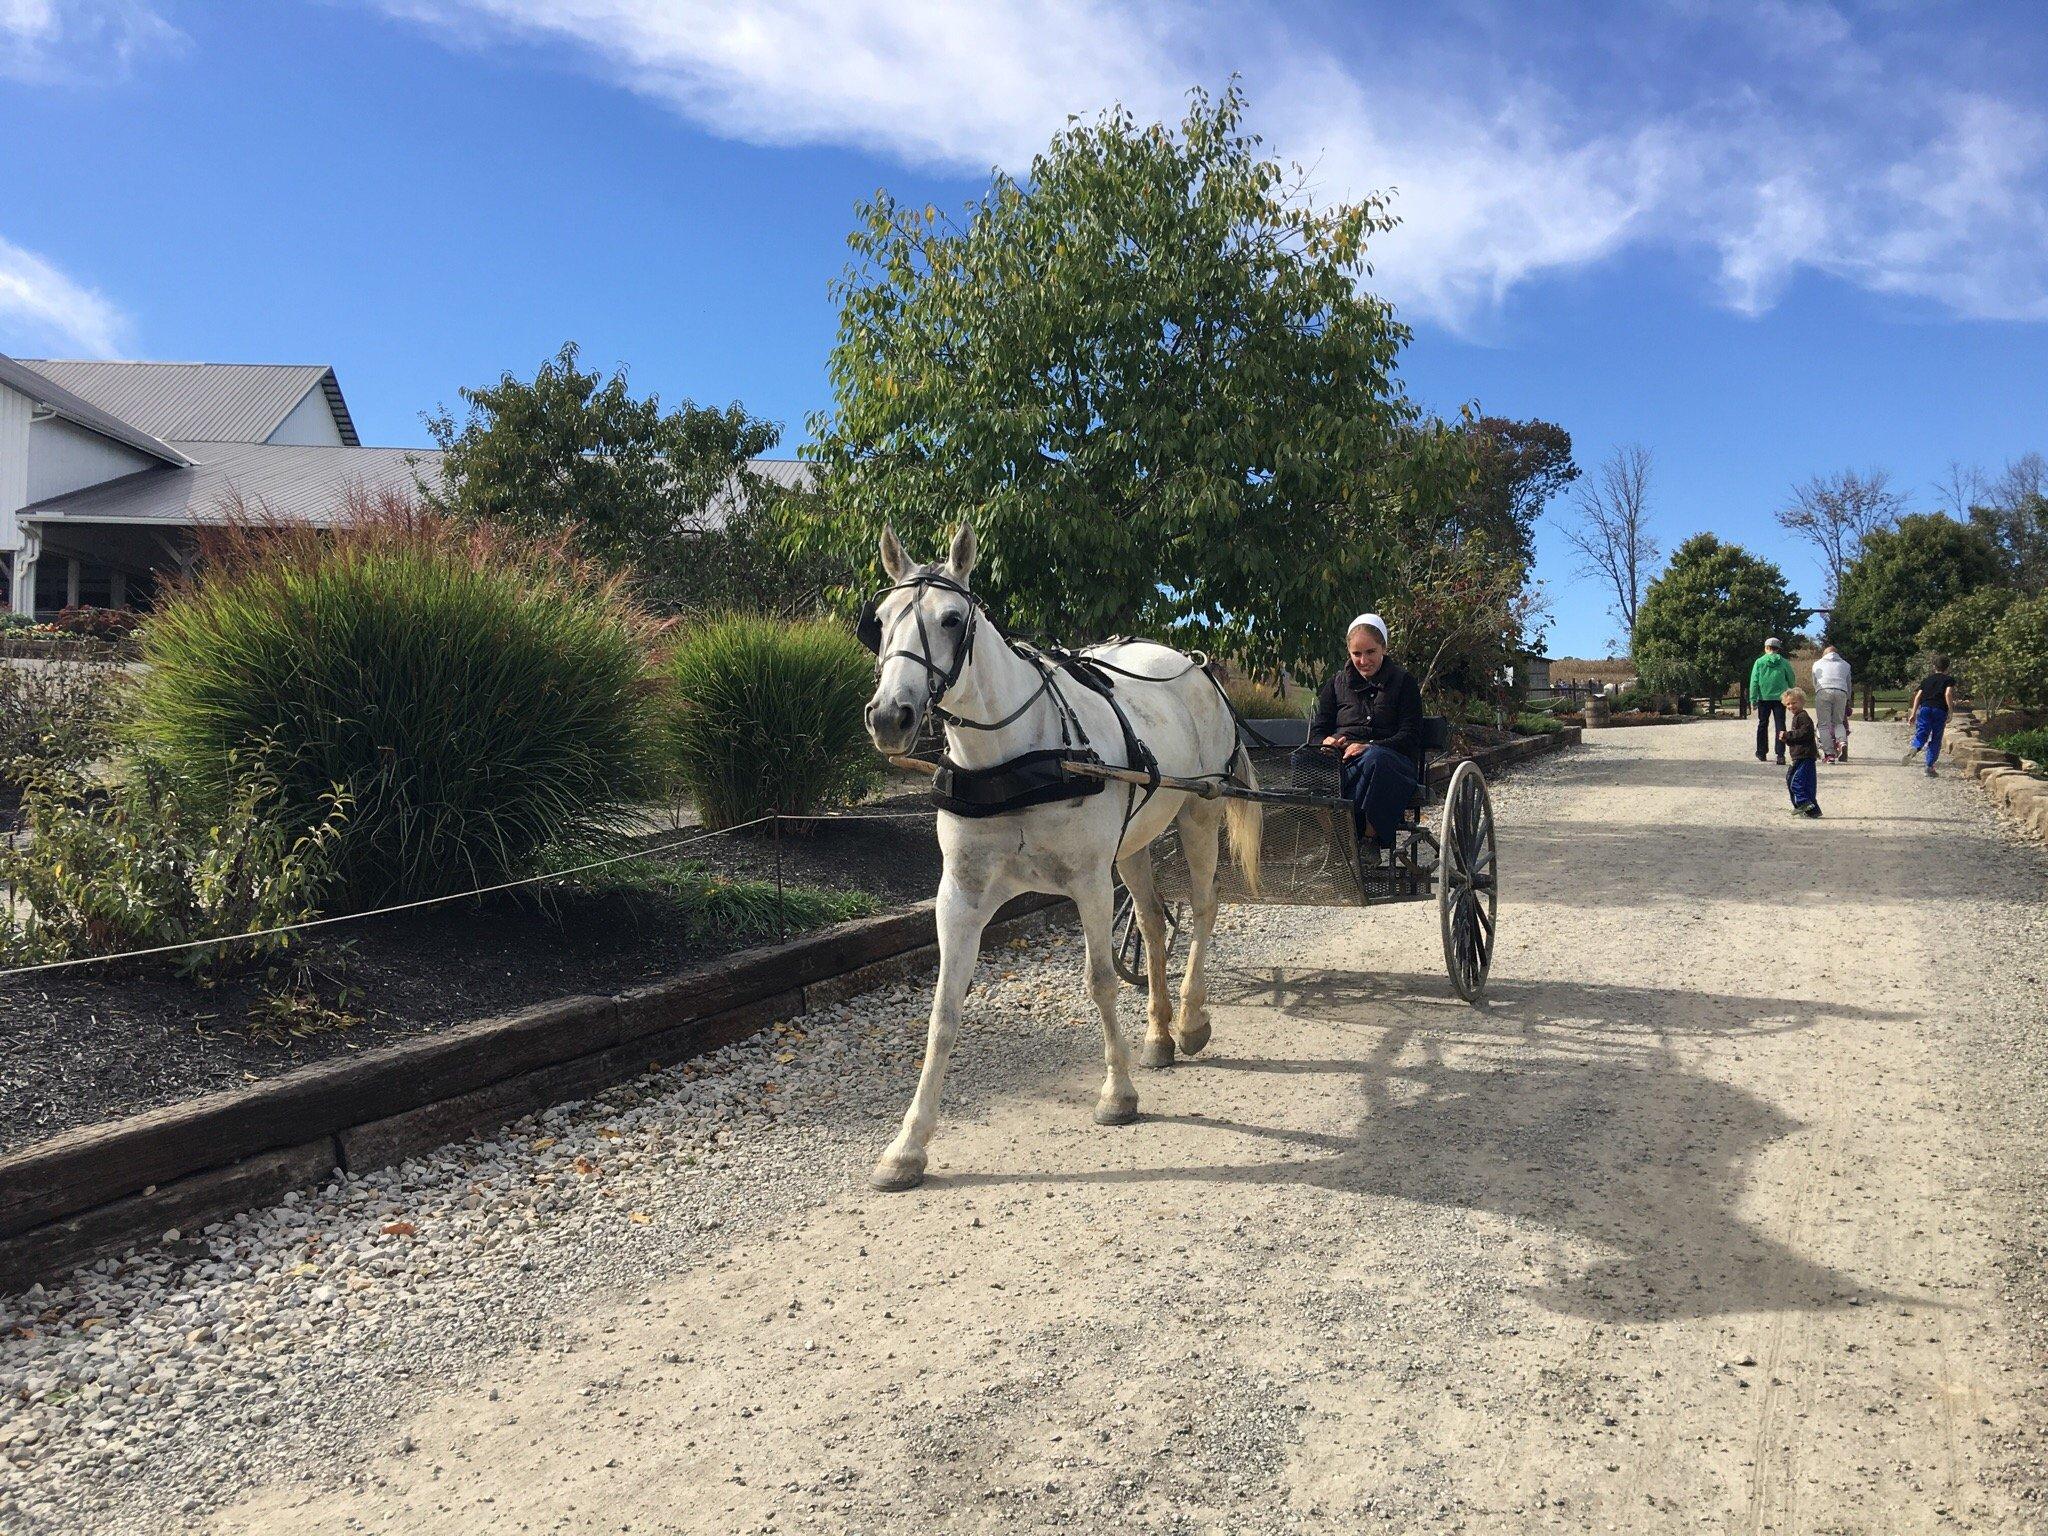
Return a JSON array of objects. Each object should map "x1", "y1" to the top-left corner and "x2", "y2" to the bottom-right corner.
[{"x1": 1812, "y1": 645, "x2": 1852, "y2": 761}]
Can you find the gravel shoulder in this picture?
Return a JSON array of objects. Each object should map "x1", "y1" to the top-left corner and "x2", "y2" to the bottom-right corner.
[{"x1": 5, "y1": 721, "x2": 2047, "y2": 1534}]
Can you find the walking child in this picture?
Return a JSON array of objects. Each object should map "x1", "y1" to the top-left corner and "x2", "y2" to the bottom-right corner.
[{"x1": 1783, "y1": 687, "x2": 1820, "y2": 818}]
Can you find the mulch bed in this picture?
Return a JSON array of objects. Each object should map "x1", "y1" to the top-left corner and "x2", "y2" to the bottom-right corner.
[{"x1": 0, "y1": 806, "x2": 945, "y2": 1156}]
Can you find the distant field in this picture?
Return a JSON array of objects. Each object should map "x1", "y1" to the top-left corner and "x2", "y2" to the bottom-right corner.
[{"x1": 1548, "y1": 658, "x2": 1635, "y2": 684}]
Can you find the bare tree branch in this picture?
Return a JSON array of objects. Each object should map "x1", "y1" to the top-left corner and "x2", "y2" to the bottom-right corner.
[
  {"x1": 1775, "y1": 468, "x2": 1905, "y2": 607},
  {"x1": 1931, "y1": 459, "x2": 1986, "y2": 521},
  {"x1": 1562, "y1": 444, "x2": 1660, "y2": 647}
]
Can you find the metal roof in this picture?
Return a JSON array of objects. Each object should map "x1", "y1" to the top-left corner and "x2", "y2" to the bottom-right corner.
[
  {"x1": 19, "y1": 450, "x2": 809, "y2": 530},
  {"x1": 19, "y1": 441, "x2": 443, "y2": 527},
  {"x1": 12, "y1": 359, "x2": 361, "y2": 446},
  {"x1": 0, "y1": 353, "x2": 190, "y2": 467},
  {"x1": 700, "y1": 458, "x2": 816, "y2": 526}
]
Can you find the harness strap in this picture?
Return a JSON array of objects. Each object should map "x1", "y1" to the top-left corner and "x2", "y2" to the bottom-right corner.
[{"x1": 864, "y1": 574, "x2": 1242, "y2": 826}]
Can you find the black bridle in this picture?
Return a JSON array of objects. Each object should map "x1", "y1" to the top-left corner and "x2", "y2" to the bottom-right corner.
[
  {"x1": 858, "y1": 568, "x2": 1259, "y2": 836},
  {"x1": 858, "y1": 571, "x2": 1064, "y2": 734}
]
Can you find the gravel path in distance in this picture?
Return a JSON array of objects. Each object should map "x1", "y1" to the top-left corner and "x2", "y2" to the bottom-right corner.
[{"x1": 4, "y1": 719, "x2": 2046, "y2": 1534}]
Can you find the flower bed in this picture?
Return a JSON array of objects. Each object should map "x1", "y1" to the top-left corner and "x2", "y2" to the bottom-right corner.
[{"x1": 0, "y1": 807, "x2": 945, "y2": 1155}]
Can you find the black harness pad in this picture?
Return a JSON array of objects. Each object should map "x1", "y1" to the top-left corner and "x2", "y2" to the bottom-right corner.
[{"x1": 930, "y1": 749, "x2": 1107, "y2": 818}]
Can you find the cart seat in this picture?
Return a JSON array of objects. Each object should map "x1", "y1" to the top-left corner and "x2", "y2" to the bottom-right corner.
[{"x1": 1248, "y1": 715, "x2": 1449, "y2": 821}]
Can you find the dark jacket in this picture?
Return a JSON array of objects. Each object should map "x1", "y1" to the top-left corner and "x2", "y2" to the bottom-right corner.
[
  {"x1": 1310, "y1": 656, "x2": 1424, "y2": 763},
  {"x1": 1784, "y1": 709, "x2": 1818, "y2": 763}
]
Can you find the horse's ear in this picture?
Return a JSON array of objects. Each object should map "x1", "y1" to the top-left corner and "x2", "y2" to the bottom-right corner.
[
  {"x1": 947, "y1": 522, "x2": 977, "y2": 580},
  {"x1": 879, "y1": 524, "x2": 910, "y2": 582}
]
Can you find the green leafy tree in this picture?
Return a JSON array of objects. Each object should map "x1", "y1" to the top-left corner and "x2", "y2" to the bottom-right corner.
[
  {"x1": 425, "y1": 342, "x2": 822, "y2": 612},
  {"x1": 1974, "y1": 592, "x2": 2048, "y2": 714},
  {"x1": 789, "y1": 86, "x2": 1436, "y2": 679},
  {"x1": 1454, "y1": 416, "x2": 1579, "y2": 573},
  {"x1": 1829, "y1": 513, "x2": 2005, "y2": 690},
  {"x1": 1631, "y1": 534, "x2": 1801, "y2": 710},
  {"x1": 1916, "y1": 585, "x2": 2016, "y2": 680}
]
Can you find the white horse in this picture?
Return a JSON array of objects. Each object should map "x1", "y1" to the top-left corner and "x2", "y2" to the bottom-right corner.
[{"x1": 862, "y1": 524, "x2": 1262, "y2": 1191}]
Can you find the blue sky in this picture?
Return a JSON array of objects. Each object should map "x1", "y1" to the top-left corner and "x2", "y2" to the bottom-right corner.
[{"x1": 4, "y1": 0, "x2": 2046, "y2": 656}]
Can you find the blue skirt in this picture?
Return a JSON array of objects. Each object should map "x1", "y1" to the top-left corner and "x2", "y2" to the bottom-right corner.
[{"x1": 1342, "y1": 744, "x2": 1418, "y2": 850}]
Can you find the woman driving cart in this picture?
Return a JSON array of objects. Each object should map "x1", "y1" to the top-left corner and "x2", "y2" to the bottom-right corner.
[{"x1": 1308, "y1": 613, "x2": 1425, "y2": 868}]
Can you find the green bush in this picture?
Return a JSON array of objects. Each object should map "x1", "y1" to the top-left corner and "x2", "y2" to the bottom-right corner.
[
  {"x1": 1974, "y1": 593, "x2": 2048, "y2": 715},
  {"x1": 660, "y1": 614, "x2": 884, "y2": 827},
  {"x1": 0, "y1": 659, "x2": 122, "y2": 801},
  {"x1": 1917, "y1": 585, "x2": 2014, "y2": 675},
  {"x1": 0, "y1": 611, "x2": 38, "y2": 633},
  {"x1": 1513, "y1": 712, "x2": 1564, "y2": 735},
  {"x1": 1991, "y1": 727, "x2": 2048, "y2": 765},
  {"x1": 130, "y1": 510, "x2": 659, "y2": 907},
  {"x1": 0, "y1": 757, "x2": 347, "y2": 977},
  {"x1": 1613, "y1": 683, "x2": 1677, "y2": 713}
]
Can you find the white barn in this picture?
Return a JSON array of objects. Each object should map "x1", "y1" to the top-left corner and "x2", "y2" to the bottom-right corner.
[{"x1": 0, "y1": 353, "x2": 807, "y2": 618}]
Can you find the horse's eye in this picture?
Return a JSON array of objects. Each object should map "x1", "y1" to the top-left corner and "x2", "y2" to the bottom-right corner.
[{"x1": 940, "y1": 612, "x2": 963, "y2": 629}]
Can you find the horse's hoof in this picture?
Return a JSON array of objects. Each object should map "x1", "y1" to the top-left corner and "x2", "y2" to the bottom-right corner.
[
  {"x1": 1173, "y1": 1018, "x2": 1212, "y2": 1056},
  {"x1": 1094, "y1": 1094, "x2": 1140, "y2": 1126},
  {"x1": 1138, "y1": 1036, "x2": 1175, "y2": 1069},
  {"x1": 868, "y1": 1154, "x2": 926, "y2": 1192}
]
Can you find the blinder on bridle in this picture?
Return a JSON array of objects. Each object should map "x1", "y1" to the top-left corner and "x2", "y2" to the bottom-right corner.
[
  {"x1": 855, "y1": 599, "x2": 884, "y2": 656},
  {"x1": 858, "y1": 570, "x2": 985, "y2": 722}
]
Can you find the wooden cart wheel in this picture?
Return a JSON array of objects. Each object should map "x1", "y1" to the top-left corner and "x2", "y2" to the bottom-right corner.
[
  {"x1": 1438, "y1": 760, "x2": 1498, "y2": 1003},
  {"x1": 1111, "y1": 887, "x2": 1183, "y2": 987}
]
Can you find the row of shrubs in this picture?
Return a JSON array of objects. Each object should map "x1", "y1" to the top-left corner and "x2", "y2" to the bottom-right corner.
[
  {"x1": 1, "y1": 510, "x2": 883, "y2": 972},
  {"x1": 0, "y1": 605, "x2": 144, "y2": 641}
]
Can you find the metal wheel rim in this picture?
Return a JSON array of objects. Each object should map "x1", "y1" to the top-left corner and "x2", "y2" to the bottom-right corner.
[{"x1": 1437, "y1": 761, "x2": 1497, "y2": 1003}]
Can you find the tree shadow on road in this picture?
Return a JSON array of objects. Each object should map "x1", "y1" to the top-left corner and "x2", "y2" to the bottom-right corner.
[{"x1": 945, "y1": 967, "x2": 1916, "y2": 1324}]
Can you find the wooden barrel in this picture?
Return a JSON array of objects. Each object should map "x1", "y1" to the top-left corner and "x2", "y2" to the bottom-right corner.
[{"x1": 1583, "y1": 692, "x2": 1610, "y2": 727}]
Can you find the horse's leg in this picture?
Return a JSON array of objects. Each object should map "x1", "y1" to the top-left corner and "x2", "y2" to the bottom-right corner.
[
  {"x1": 1172, "y1": 802, "x2": 1225, "y2": 1056},
  {"x1": 1075, "y1": 873, "x2": 1139, "y2": 1124},
  {"x1": 1116, "y1": 846, "x2": 1176, "y2": 1068},
  {"x1": 870, "y1": 873, "x2": 1001, "y2": 1192}
]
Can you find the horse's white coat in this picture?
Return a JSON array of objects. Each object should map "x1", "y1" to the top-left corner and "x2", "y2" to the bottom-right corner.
[{"x1": 863, "y1": 526, "x2": 1261, "y2": 1190}]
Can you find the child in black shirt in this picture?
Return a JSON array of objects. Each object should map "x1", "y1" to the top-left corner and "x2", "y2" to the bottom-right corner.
[{"x1": 1783, "y1": 688, "x2": 1820, "y2": 818}]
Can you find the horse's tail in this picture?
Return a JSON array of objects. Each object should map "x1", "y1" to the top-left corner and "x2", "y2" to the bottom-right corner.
[{"x1": 1225, "y1": 747, "x2": 1263, "y2": 897}]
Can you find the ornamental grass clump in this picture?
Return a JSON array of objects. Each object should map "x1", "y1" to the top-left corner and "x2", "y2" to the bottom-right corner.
[
  {"x1": 660, "y1": 614, "x2": 882, "y2": 828},
  {"x1": 131, "y1": 503, "x2": 660, "y2": 906}
]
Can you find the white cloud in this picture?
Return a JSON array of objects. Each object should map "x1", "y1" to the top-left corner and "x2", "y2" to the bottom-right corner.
[
  {"x1": 372, "y1": 0, "x2": 2048, "y2": 331},
  {"x1": 0, "y1": 236, "x2": 127, "y2": 356},
  {"x1": 0, "y1": 0, "x2": 181, "y2": 82}
]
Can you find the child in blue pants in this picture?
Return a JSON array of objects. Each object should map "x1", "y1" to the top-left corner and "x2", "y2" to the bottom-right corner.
[
  {"x1": 1782, "y1": 688, "x2": 1820, "y2": 818},
  {"x1": 1905, "y1": 657, "x2": 1957, "y2": 777}
]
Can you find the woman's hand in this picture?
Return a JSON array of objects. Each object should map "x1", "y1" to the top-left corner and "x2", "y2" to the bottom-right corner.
[
  {"x1": 1321, "y1": 735, "x2": 1342, "y2": 749},
  {"x1": 1343, "y1": 741, "x2": 1366, "y2": 761}
]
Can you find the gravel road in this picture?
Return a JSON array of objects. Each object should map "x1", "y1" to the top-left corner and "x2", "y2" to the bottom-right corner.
[{"x1": 6, "y1": 719, "x2": 2047, "y2": 1534}]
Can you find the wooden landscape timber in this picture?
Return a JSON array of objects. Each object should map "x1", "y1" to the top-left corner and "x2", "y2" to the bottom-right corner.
[{"x1": 0, "y1": 893, "x2": 1068, "y2": 1291}]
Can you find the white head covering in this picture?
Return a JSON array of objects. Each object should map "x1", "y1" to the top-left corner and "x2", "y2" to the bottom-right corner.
[
  {"x1": 1764, "y1": 636, "x2": 1782, "y2": 651},
  {"x1": 1347, "y1": 612, "x2": 1388, "y2": 646}
]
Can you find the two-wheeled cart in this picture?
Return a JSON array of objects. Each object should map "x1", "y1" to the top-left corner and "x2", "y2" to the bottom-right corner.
[{"x1": 1102, "y1": 716, "x2": 1497, "y2": 1002}]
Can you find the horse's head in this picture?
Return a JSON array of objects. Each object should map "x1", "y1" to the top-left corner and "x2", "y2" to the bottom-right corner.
[{"x1": 862, "y1": 523, "x2": 978, "y2": 755}]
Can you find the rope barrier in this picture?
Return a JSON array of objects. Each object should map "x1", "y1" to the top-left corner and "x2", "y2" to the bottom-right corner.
[
  {"x1": 0, "y1": 815, "x2": 777, "y2": 981},
  {"x1": 0, "y1": 792, "x2": 964, "y2": 984}
]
